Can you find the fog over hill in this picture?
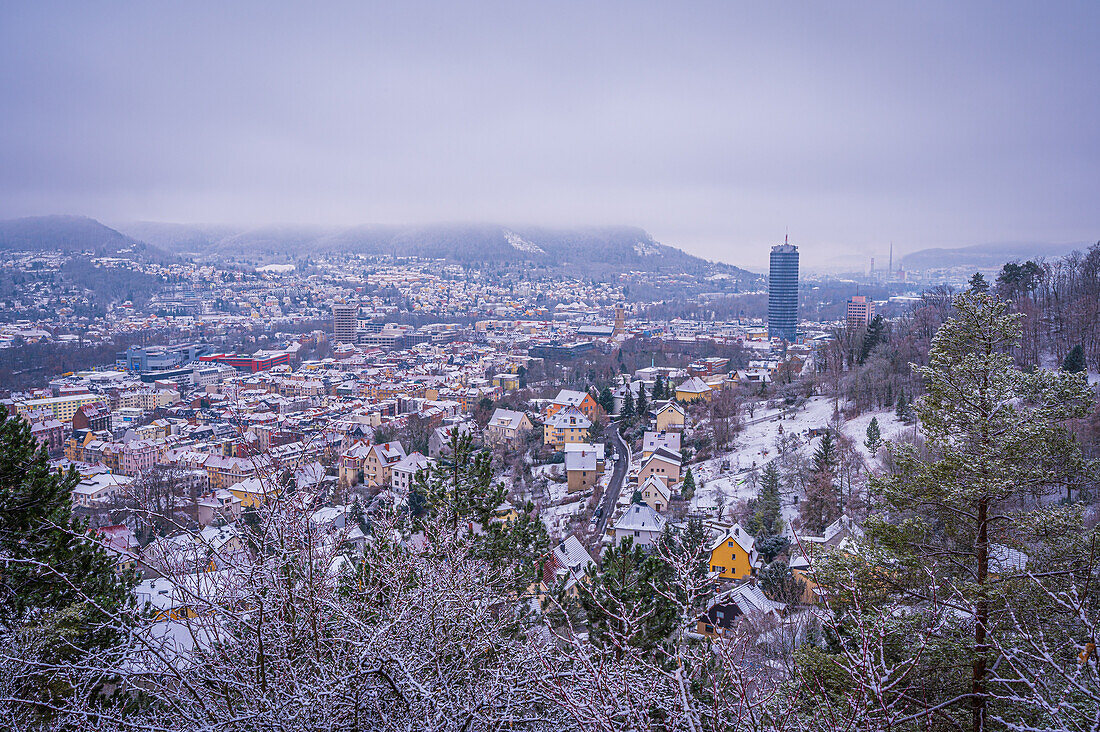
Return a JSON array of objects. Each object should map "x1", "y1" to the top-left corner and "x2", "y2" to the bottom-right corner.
[
  {"x1": 0, "y1": 215, "x2": 170, "y2": 262},
  {"x1": 900, "y1": 240, "x2": 1092, "y2": 271},
  {"x1": 114, "y1": 220, "x2": 763, "y2": 284}
]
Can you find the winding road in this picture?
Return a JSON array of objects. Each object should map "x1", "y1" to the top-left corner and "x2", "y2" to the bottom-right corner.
[{"x1": 594, "y1": 422, "x2": 629, "y2": 537}]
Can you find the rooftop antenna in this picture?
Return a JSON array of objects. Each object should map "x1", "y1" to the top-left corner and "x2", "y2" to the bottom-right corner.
[{"x1": 785, "y1": 227, "x2": 789, "y2": 245}]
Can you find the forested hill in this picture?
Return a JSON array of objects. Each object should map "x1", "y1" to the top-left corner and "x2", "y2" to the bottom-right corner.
[{"x1": 0, "y1": 215, "x2": 172, "y2": 263}]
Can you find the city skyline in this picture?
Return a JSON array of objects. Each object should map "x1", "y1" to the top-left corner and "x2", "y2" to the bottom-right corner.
[{"x1": 2, "y1": 2, "x2": 1098, "y2": 269}]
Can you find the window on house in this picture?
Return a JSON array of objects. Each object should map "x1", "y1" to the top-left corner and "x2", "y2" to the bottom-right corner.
[{"x1": 634, "y1": 530, "x2": 640, "y2": 537}]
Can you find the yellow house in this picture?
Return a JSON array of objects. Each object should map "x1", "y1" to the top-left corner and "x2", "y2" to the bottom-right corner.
[
  {"x1": 675, "y1": 377, "x2": 713, "y2": 403},
  {"x1": 226, "y1": 476, "x2": 281, "y2": 508},
  {"x1": 638, "y1": 447, "x2": 681, "y2": 486},
  {"x1": 654, "y1": 402, "x2": 686, "y2": 432},
  {"x1": 492, "y1": 501, "x2": 519, "y2": 524},
  {"x1": 543, "y1": 407, "x2": 592, "y2": 448},
  {"x1": 492, "y1": 373, "x2": 521, "y2": 390},
  {"x1": 707, "y1": 524, "x2": 757, "y2": 581},
  {"x1": 639, "y1": 475, "x2": 671, "y2": 513}
]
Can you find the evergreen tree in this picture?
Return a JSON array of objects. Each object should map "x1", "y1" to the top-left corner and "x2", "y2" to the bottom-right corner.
[
  {"x1": 758, "y1": 559, "x2": 806, "y2": 604},
  {"x1": 802, "y1": 431, "x2": 840, "y2": 534},
  {"x1": 895, "y1": 389, "x2": 911, "y2": 423},
  {"x1": 968, "y1": 271, "x2": 990, "y2": 293},
  {"x1": 578, "y1": 538, "x2": 679, "y2": 656},
  {"x1": 679, "y1": 468, "x2": 696, "y2": 500},
  {"x1": 635, "y1": 382, "x2": 648, "y2": 417},
  {"x1": 864, "y1": 416, "x2": 883, "y2": 455},
  {"x1": 482, "y1": 501, "x2": 551, "y2": 595},
  {"x1": 865, "y1": 290, "x2": 1095, "y2": 731},
  {"x1": 858, "y1": 314, "x2": 886, "y2": 364},
  {"x1": 1062, "y1": 344, "x2": 1087, "y2": 374},
  {"x1": 621, "y1": 389, "x2": 635, "y2": 419},
  {"x1": 0, "y1": 413, "x2": 136, "y2": 704},
  {"x1": 597, "y1": 386, "x2": 615, "y2": 415},
  {"x1": 652, "y1": 374, "x2": 665, "y2": 400},
  {"x1": 812, "y1": 430, "x2": 837, "y2": 475},
  {"x1": 755, "y1": 534, "x2": 790, "y2": 563},
  {"x1": 349, "y1": 496, "x2": 368, "y2": 534},
  {"x1": 746, "y1": 462, "x2": 783, "y2": 537}
]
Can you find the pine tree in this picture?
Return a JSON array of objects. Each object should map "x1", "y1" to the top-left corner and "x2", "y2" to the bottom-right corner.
[
  {"x1": 680, "y1": 468, "x2": 696, "y2": 500},
  {"x1": 867, "y1": 290, "x2": 1095, "y2": 731},
  {"x1": 635, "y1": 382, "x2": 648, "y2": 416},
  {"x1": 0, "y1": 413, "x2": 136, "y2": 700},
  {"x1": 895, "y1": 389, "x2": 911, "y2": 423},
  {"x1": 621, "y1": 389, "x2": 635, "y2": 418},
  {"x1": 1062, "y1": 344, "x2": 1087, "y2": 374},
  {"x1": 653, "y1": 374, "x2": 665, "y2": 400},
  {"x1": 864, "y1": 416, "x2": 883, "y2": 455},
  {"x1": 758, "y1": 558, "x2": 805, "y2": 604},
  {"x1": 578, "y1": 538, "x2": 679, "y2": 656},
  {"x1": 969, "y1": 271, "x2": 989, "y2": 293},
  {"x1": 598, "y1": 385, "x2": 615, "y2": 414},
  {"x1": 802, "y1": 431, "x2": 840, "y2": 534},
  {"x1": 746, "y1": 462, "x2": 783, "y2": 536},
  {"x1": 858, "y1": 314, "x2": 886, "y2": 364}
]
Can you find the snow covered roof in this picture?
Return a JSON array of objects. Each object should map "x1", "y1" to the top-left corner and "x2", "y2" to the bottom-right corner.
[
  {"x1": 990, "y1": 544, "x2": 1028, "y2": 574},
  {"x1": 677, "y1": 376, "x2": 711, "y2": 394},
  {"x1": 643, "y1": 430, "x2": 681, "y2": 454},
  {"x1": 553, "y1": 389, "x2": 589, "y2": 406},
  {"x1": 393, "y1": 451, "x2": 432, "y2": 474},
  {"x1": 614, "y1": 503, "x2": 667, "y2": 533},
  {"x1": 563, "y1": 442, "x2": 605, "y2": 460},
  {"x1": 711, "y1": 581, "x2": 786, "y2": 617},
  {"x1": 707, "y1": 523, "x2": 755, "y2": 556},
  {"x1": 545, "y1": 406, "x2": 592, "y2": 429},
  {"x1": 489, "y1": 408, "x2": 528, "y2": 430},
  {"x1": 565, "y1": 449, "x2": 598, "y2": 472}
]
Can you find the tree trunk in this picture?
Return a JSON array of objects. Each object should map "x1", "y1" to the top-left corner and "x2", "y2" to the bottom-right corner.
[{"x1": 973, "y1": 495, "x2": 989, "y2": 732}]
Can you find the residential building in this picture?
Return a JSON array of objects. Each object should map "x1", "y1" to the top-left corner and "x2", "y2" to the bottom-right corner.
[
  {"x1": 675, "y1": 377, "x2": 712, "y2": 403},
  {"x1": 638, "y1": 446, "x2": 682, "y2": 486},
  {"x1": 653, "y1": 401, "x2": 685, "y2": 432},
  {"x1": 544, "y1": 389, "x2": 603, "y2": 422},
  {"x1": 845, "y1": 295, "x2": 875, "y2": 328},
  {"x1": 392, "y1": 451, "x2": 432, "y2": 500},
  {"x1": 642, "y1": 430, "x2": 681, "y2": 459},
  {"x1": 363, "y1": 441, "x2": 407, "y2": 486},
  {"x1": 609, "y1": 502, "x2": 667, "y2": 549},
  {"x1": 707, "y1": 523, "x2": 758, "y2": 581},
  {"x1": 565, "y1": 448, "x2": 599, "y2": 494},
  {"x1": 638, "y1": 475, "x2": 671, "y2": 513},
  {"x1": 543, "y1": 406, "x2": 592, "y2": 448},
  {"x1": 332, "y1": 303, "x2": 359, "y2": 345},
  {"x1": 696, "y1": 582, "x2": 786, "y2": 638},
  {"x1": 487, "y1": 408, "x2": 533, "y2": 445}
]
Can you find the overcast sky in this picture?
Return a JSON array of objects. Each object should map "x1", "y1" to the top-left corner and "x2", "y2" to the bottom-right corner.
[{"x1": 1, "y1": 1, "x2": 1097, "y2": 268}]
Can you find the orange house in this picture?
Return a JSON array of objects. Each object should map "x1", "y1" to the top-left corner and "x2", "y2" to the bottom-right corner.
[{"x1": 545, "y1": 389, "x2": 604, "y2": 423}]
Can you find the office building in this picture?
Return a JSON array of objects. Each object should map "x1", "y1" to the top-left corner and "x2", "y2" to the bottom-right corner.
[
  {"x1": 846, "y1": 295, "x2": 875, "y2": 328},
  {"x1": 768, "y1": 241, "x2": 799, "y2": 342},
  {"x1": 332, "y1": 303, "x2": 359, "y2": 344}
]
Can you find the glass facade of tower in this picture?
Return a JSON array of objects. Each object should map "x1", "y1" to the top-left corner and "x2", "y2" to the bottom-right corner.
[{"x1": 768, "y1": 243, "x2": 799, "y2": 341}]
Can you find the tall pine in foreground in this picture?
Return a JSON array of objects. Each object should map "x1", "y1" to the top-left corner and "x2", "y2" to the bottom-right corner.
[
  {"x1": 0, "y1": 412, "x2": 135, "y2": 711},
  {"x1": 866, "y1": 289, "x2": 1094, "y2": 732}
]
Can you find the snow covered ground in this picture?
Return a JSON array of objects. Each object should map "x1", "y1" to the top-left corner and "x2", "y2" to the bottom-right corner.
[{"x1": 688, "y1": 396, "x2": 915, "y2": 519}]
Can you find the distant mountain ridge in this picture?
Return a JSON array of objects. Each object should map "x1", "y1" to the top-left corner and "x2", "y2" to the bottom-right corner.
[
  {"x1": 114, "y1": 220, "x2": 761, "y2": 282},
  {"x1": 901, "y1": 240, "x2": 1091, "y2": 271}
]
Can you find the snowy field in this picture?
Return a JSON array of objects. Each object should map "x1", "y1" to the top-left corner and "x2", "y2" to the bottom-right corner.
[{"x1": 688, "y1": 396, "x2": 914, "y2": 519}]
